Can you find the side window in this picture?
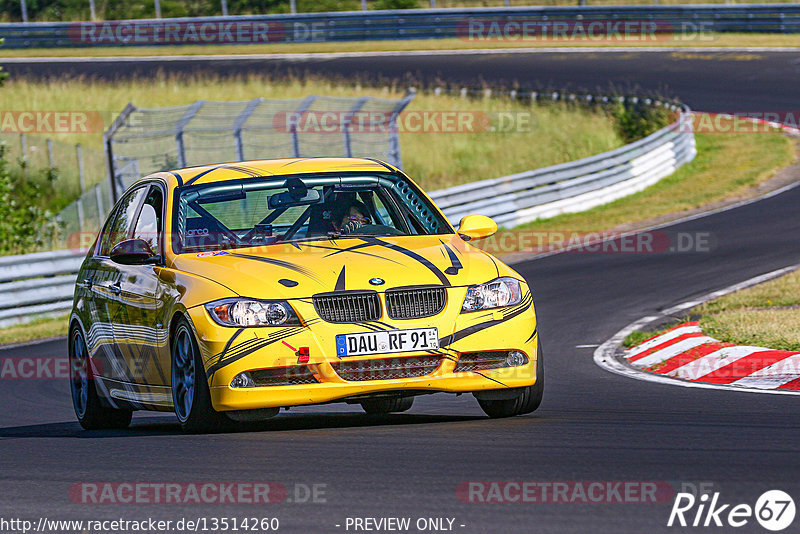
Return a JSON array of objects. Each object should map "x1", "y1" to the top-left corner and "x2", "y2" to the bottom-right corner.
[
  {"x1": 99, "y1": 187, "x2": 147, "y2": 256},
  {"x1": 132, "y1": 186, "x2": 163, "y2": 254}
]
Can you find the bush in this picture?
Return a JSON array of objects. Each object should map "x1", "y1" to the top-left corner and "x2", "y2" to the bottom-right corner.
[
  {"x1": 608, "y1": 100, "x2": 675, "y2": 143},
  {"x1": 0, "y1": 146, "x2": 60, "y2": 254},
  {"x1": 373, "y1": 0, "x2": 419, "y2": 9}
]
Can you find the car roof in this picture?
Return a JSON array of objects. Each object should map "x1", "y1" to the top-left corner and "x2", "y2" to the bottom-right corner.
[{"x1": 151, "y1": 157, "x2": 398, "y2": 189}]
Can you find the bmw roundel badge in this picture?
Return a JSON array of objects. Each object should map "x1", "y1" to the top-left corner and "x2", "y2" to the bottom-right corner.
[{"x1": 369, "y1": 278, "x2": 385, "y2": 286}]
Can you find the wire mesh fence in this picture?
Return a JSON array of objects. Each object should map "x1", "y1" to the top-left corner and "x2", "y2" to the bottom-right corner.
[
  {"x1": 1, "y1": 133, "x2": 105, "y2": 199},
  {"x1": 107, "y1": 93, "x2": 415, "y2": 193},
  {"x1": 48, "y1": 92, "x2": 414, "y2": 249}
]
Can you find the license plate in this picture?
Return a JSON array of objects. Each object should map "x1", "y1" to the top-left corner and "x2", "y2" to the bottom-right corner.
[{"x1": 335, "y1": 327, "x2": 439, "y2": 358}]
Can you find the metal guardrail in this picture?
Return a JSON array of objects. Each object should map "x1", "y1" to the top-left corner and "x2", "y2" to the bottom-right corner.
[
  {"x1": 0, "y1": 108, "x2": 695, "y2": 326},
  {"x1": 0, "y1": 250, "x2": 83, "y2": 327},
  {"x1": 430, "y1": 110, "x2": 696, "y2": 228},
  {"x1": 2, "y1": 5, "x2": 800, "y2": 48}
]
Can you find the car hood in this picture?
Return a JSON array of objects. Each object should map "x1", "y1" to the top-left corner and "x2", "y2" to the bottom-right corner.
[{"x1": 170, "y1": 234, "x2": 509, "y2": 300}]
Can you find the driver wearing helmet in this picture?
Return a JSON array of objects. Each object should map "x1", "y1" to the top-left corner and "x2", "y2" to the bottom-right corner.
[{"x1": 331, "y1": 196, "x2": 370, "y2": 234}]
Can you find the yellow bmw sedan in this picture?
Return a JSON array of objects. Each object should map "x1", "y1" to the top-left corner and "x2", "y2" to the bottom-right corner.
[{"x1": 69, "y1": 157, "x2": 542, "y2": 432}]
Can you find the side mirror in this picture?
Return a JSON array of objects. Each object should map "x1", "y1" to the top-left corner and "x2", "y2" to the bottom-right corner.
[
  {"x1": 457, "y1": 214, "x2": 497, "y2": 241},
  {"x1": 110, "y1": 239, "x2": 160, "y2": 265}
]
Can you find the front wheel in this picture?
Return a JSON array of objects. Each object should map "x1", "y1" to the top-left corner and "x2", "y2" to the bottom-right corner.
[
  {"x1": 360, "y1": 396, "x2": 414, "y2": 414},
  {"x1": 171, "y1": 319, "x2": 229, "y2": 433},
  {"x1": 477, "y1": 340, "x2": 544, "y2": 418},
  {"x1": 69, "y1": 325, "x2": 132, "y2": 430}
]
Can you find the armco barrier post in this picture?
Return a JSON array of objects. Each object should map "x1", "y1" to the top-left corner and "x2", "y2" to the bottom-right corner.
[{"x1": 103, "y1": 103, "x2": 137, "y2": 204}]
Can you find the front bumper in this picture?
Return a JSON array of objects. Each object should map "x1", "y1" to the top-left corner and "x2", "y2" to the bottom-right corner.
[{"x1": 187, "y1": 290, "x2": 538, "y2": 411}]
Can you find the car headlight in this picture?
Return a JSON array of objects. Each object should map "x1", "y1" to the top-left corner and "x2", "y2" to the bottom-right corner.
[
  {"x1": 461, "y1": 277, "x2": 523, "y2": 313},
  {"x1": 205, "y1": 298, "x2": 301, "y2": 327}
]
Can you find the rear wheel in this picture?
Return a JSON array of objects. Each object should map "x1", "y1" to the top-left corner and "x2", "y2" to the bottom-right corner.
[
  {"x1": 477, "y1": 340, "x2": 544, "y2": 418},
  {"x1": 171, "y1": 319, "x2": 229, "y2": 433},
  {"x1": 69, "y1": 325, "x2": 132, "y2": 430},
  {"x1": 360, "y1": 396, "x2": 414, "y2": 414}
]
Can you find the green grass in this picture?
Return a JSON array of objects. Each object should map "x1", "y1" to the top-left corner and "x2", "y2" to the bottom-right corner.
[
  {"x1": 2, "y1": 33, "x2": 800, "y2": 58},
  {"x1": 694, "y1": 269, "x2": 800, "y2": 351},
  {"x1": 510, "y1": 127, "x2": 794, "y2": 239},
  {"x1": 6, "y1": 0, "x2": 800, "y2": 23},
  {"x1": 0, "y1": 314, "x2": 68, "y2": 345},
  {"x1": 623, "y1": 327, "x2": 671, "y2": 348},
  {"x1": 0, "y1": 75, "x2": 624, "y2": 192},
  {"x1": 624, "y1": 270, "x2": 800, "y2": 351}
]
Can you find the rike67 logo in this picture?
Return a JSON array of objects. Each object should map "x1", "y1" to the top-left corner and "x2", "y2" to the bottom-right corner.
[{"x1": 668, "y1": 490, "x2": 796, "y2": 531}]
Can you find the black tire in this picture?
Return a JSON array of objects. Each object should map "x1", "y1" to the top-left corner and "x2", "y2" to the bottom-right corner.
[
  {"x1": 360, "y1": 396, "x2": 414, "y2": 414},
  {"x1": 478, "y1": 341, "x2": 545, "y2": 418},
  {"x1": 171, "y1": 319, "x2": 230, "y2": 433},
  {"x1": 69, "y1": 325, "x2": 132, "y2": 430}
]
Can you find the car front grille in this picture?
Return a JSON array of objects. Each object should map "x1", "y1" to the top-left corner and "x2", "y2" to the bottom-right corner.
[
  {"x1": 249, "y1": 366, "x2": 318, "y2": 386},
  {"x1": 331, "y1": 355, "x2": 442, "y2": 382},
  {"x1": 453, "y1": 351, "x2": 510, "y2": 373},
  {"x1": 385, "y1": 286, "x2": 447, "y2": 320},
  {"x1": 313, "y1": 291, "x2": 381, "y2": 323}
]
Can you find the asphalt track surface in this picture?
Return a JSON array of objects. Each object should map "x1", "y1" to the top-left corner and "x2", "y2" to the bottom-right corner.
[{"x1": 2, "y1": 50, "x2": 800, "y2": 533}]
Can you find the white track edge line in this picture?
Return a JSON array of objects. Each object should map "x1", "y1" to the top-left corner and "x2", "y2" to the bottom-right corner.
[
  {"x1": 2, "y1": 46, "x2": 800, "y2": 63},
  {"x1": 593, "y1": 262, "x2": 800, "y2": 396}
]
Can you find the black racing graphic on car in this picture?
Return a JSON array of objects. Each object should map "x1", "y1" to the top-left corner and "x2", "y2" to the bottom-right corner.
[
  {"x1": 359, "y1": 237, "x2": 451, "y2": 286},
  {"x1": 525, "y1": 328, "x2": 538, "y2": 344},
  {"x1": 226, "y1": 252, "x2": 323, "y2": 283},
  {"x1": 335, "y1": 266, "x2": 346, "y2": 291},
  {"x1": 205, "y1": 326, "x2": 307, "y2": 380},
  {"x1": 440, "y1": 240, "x2": 463, "y2": 275},
  {"x1": 485, "y1": 253, "x2": 501, "y2": 278},
  {"x1": 438, "y1": 292, "x2": 533, "y2": 348},
  {"x1": 183, "y1": 164, "x2": 263, "y2": 187},
  {"x1": 354, "y1": 320, "x2": 399, "y2": 333},
  {"x1": 302, "y1": 238, "x2": 453, "y2": 284},
  {"x1": 301, "y1": 242, "x2": 404, "y2": 264}
]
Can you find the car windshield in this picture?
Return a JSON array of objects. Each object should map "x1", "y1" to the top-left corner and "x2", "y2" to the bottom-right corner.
[{"x1": 172, "y1": 173, "x2": 453, "y2": 253}]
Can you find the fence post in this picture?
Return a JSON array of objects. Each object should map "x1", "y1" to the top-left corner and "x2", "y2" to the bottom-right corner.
[
  {"x1": 95, "y1": 184, "x2": 105, "y2": 222},
  {"x1": 89, "y1": 0, "x2": 96, "y2": 20},
  {"x1": 342, "y1": 97, "x2": 369, "y2": 158},
  {"x1": 103, "y1": 103, "x2": 137, "y2": 205},
  {"x1": 232, "y1": 98, "x2": 263, "y2": 161},
  {"x1": 174, "y1": 100, "x2": 206, "y2": 169},
  {"x1": 20, "y1": 0, "x2": 28, "y2": 22},
  {"x1": 154, "y1": 0, "x2": 161, "y2": 18},
  {"x1": 290, "y1": 95, "x2": 317, "y2": 158},
  {"x1": 221, "y1": 0, "x2": 228, "y2": 16},
  {"x1": 20, "y1": 133, "x2": 27, "y2": 177},
  {"x1": 387, "y1": 89, "x2": 416, "y2": 169},
  {"x1": 76, "y1": 144, "x2": 85, "y2": 232},
  {"x1": 290, "y1": 0, "x2": 297, "y2": 14},
  {"x1": 47, "y1": 139, "x2": 55, "y2": 170},
  {"x1": 76, "y1": 144, "x2": 86, "y2": 193}
]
